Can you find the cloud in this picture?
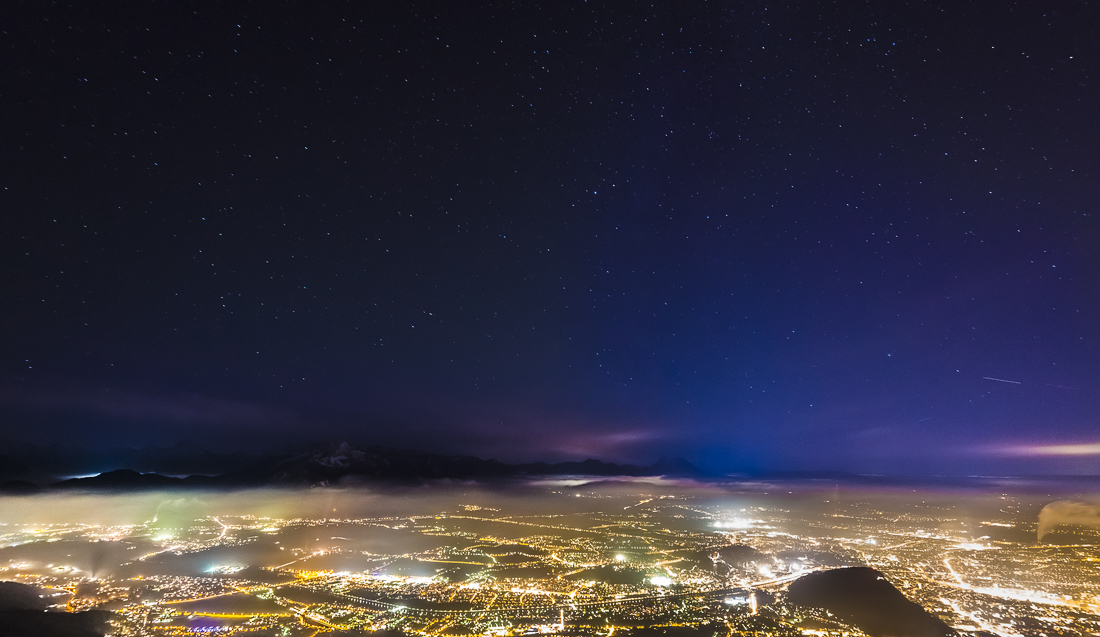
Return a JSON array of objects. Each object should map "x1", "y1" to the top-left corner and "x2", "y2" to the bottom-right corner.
[
  {"x1": 351, "y1": 393, "x2": 675, "y2": 463},
  {"x1": 385, "y1": 414, "x2": 668, "y2": 463},
  {"x1": 990, "y1": 442, "x2": 1100, "y2": 456},
  {"x1": 1037, "y1": 500, "x2": 1100, "y2": 541},
  {"x1": 1026, "y1": 443, "x2": 1100, "y2": 456}
]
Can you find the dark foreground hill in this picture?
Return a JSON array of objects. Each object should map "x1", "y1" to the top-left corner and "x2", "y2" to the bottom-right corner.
[
  {"x1": 0, "y1": 581, "x2": 111, "y2": 637},
  {"x1": 786, "y1": 567, "x2": 956, "y2": 637}
]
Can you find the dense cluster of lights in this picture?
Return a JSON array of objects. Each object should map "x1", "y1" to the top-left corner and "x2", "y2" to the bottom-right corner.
[{"x1": 1, "y1": 494, "x2": 1097, "y2": 636}]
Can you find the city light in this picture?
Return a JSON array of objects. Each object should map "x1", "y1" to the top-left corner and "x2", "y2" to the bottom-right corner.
[{"x1": 0, "y1": 487, "x2": 1096, "y2": 635}]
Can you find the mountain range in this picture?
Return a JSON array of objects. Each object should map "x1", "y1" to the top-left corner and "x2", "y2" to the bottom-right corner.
[{"x1": 0, "y1": 440, "x2": 703, "y2": 491}]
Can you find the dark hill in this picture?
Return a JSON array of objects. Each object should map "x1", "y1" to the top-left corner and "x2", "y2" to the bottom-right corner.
[
  {"x1": 690, "y1": 544, "x2": 766, "y2": 576},
  {"x1": 786, "y1": 567, "x2": 956, "y2": 637},
  {"x1": 562, "y1": 564, "x2": 648, "y2": 585},
  {"x1": 714, "y1": 544, "x2": 766, "y2": 567},
  {"x1": 40, "y1": 442, "x2": 706, "y2": 489},
  {"x1": 650, "y1": 456, "x2": 703, "y2": 477},
  {"x1": 0, "y1": 609, "x2": 112, "y2": 637},
  {"x1": 105, "y1": 438, "x2": 254, "y2": 476},
  {"x1": 0, "y1": 480, "x2": 43, "y2": 494},
  {"x1": 0, "y1": 582, "x2": 111, "y2": 637},
  {"x1": 53, "y1": 469, "x2": 181, "y2": 489},
  {"x1": 258, "y1": 442, "x2": 515, "y2": 484},
  {"x1": 0, "y1": 581, "x2": 49, "y2": 611}
]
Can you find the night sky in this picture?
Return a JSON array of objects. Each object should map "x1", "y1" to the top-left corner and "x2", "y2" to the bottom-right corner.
[{"x1": 3, "y1": 1, "x2": 1098, "y2": 475}]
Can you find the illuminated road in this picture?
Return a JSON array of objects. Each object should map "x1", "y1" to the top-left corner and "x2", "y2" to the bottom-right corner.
[{"x1": 313, "y1": 586, "x2": 761, "y2": 619}]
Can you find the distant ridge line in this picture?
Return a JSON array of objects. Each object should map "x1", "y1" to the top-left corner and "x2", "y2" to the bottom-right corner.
[{"x1": 6, "y1": 441, "x2": 703, "y2": 491}]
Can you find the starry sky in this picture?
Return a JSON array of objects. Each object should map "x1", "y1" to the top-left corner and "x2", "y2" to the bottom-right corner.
[{"x1": 3, "y1": 1, "x2": 1098, "y2": 475}]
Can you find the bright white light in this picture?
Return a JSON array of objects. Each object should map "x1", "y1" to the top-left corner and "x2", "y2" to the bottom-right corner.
[
  {"x1": 372, "y1": 574, "x2": 401, "y2": 582},
  {"x1": 1006, "y1": 442, "x2": 1100, "y2": 456},
  {"x1": 649, "y1": 575, "x2": 672, "y2": 587},
  {"x1": 614, "y1": 554, "x2": 625, "y2": 562},
  {"x1": 714, "y1": 519, "x2": 752, "y2": 529}
]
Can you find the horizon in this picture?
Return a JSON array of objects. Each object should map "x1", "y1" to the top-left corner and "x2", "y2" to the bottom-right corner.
[{"x1": 6, "y1": 438, "x2": 1100, "y2": 487}]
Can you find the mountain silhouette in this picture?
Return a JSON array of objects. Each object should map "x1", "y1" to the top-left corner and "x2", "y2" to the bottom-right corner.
[
  {"x1": 787, "y1": 567, "x2": 956, "y2": 637},
  {"x1": 40, "y1": 441, "x2": 706, "y2": 489}
]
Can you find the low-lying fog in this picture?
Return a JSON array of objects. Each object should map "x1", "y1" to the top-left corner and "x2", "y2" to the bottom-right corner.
[
  {"x1": 1, "y1": 477, "x2": 1097, "y2": 578},
  {"x1": 1, "y1": 477, "x2": 1097, "y2": 528}
]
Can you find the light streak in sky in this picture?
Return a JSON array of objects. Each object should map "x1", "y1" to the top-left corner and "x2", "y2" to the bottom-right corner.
[
  {"x1": 1029, "y1": 443, "x2": 1100, "y2": 456},
  {"x1": 1002, "y1": 443, "x2": 1100, "y2": 456}
]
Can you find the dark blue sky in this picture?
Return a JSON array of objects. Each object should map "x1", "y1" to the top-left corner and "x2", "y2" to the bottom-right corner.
[{"x1": 3, "y1": 1, "x2": 1098, "y2": 474}]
